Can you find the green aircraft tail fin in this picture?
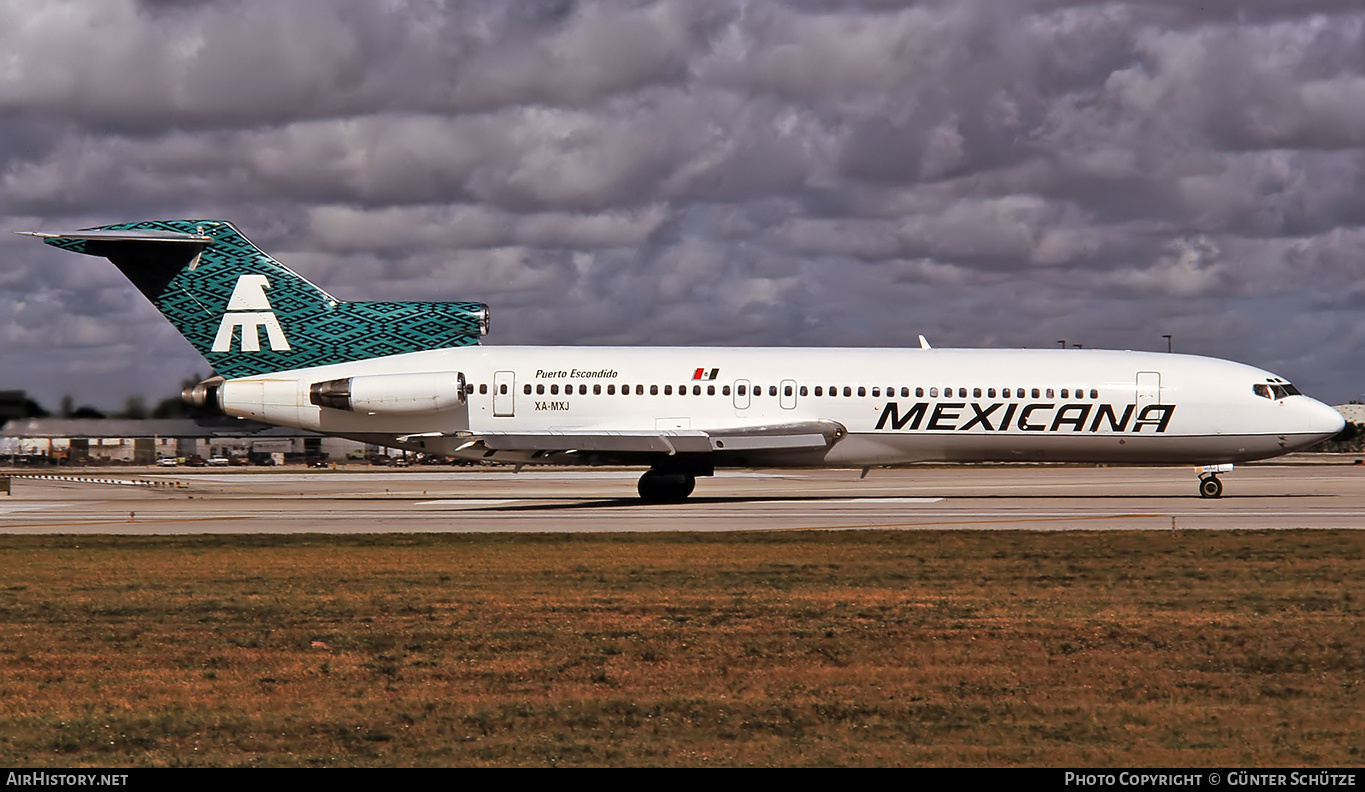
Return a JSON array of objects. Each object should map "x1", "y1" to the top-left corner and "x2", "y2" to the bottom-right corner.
[{"x1": 27, "y1": 219, "x2": 488, "y2": 379}]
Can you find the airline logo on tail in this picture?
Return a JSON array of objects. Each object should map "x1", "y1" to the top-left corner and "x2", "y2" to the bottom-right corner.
[{"x1": 212, "y1": 274, "x2": 291, "y2": 353}]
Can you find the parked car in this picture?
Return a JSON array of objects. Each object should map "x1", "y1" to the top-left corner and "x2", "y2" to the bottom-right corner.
[
  {"x1": 184, "y1": 455, "x2": 207, "y2": 467},
  {"x1": 155, "y1": 457, "x2": 178, "y2": 467}
]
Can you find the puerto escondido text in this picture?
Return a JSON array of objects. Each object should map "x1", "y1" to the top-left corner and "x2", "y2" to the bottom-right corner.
[
  {"x1": 875, "y1": 402, "x2": 1175, "y2": 433},
  {"x1": 536, "y1": 369, "x2": 618, "y2": 378}
]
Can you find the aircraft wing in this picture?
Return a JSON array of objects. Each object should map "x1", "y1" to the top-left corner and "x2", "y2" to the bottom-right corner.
[{"x1": 457, "y1": 420, "x2": 847, "y2": 456}]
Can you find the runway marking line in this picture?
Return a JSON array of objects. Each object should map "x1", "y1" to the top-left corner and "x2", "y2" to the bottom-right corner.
[
  {"x1": 0, "y1": 516, "x2": 252, "y2": 529},
  {"x1": 801, "y1": 512, "x2": 1166, "y2": 531}
]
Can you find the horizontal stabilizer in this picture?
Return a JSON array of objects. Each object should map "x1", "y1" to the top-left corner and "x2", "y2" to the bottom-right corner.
[{"x1": 18, "y1": 228, "x2": 210, "y2": 245}]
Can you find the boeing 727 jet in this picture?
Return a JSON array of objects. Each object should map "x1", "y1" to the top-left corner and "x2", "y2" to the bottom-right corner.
[{"x1": 22, "y1": 220, "x2": 1345, "y2": 501}]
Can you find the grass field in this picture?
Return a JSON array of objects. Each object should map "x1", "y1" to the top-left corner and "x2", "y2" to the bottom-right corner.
[{"x1": 0, "y1": 530, "x2": 1361, "y2": 767}]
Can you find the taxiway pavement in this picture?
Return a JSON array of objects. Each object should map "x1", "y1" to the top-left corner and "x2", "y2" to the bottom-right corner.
[{"x1": 2, "y1": 461, "x2": 1362, "y2": 534}]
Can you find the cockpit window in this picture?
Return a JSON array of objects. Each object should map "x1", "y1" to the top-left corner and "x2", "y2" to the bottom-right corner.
[{"x1": 1254, "y1": 382, "x2": 1302, "y2": 399}]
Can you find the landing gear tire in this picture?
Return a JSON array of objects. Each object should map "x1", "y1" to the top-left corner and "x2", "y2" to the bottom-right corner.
[
  {"x1": 1199, "y1": 475, "x2": 1223, "y2": 499},
  {"x1": 638, "y1": 470, "x2": 696, "y2": 503}
]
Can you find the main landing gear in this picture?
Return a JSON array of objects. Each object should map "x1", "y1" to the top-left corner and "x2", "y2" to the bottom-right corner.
[
  {"x1": 637, "y1": 469, "x2": 697, "y2": 503},
  {"x1": 1197, "y1": 464, "x2": 1233, "y2": 498}
]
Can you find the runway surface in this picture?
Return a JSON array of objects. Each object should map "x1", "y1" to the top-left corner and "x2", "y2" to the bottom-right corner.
[{"x1": 3, "y1": 459, "x2": 1362, "y2": 534}]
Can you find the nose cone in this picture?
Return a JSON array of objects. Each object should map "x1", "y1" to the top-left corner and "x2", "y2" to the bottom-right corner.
[{"x1": 1307, "y1": 400, "x2": 1346, "y2": 438}]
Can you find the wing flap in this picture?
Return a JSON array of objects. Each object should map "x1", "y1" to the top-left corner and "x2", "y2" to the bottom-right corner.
[
  {"x1": 480, "y1": 431, "x2": 710, "y2": 454},
  {"x1": 469, "y1": 420, "x2": 846, "y2": 455}
]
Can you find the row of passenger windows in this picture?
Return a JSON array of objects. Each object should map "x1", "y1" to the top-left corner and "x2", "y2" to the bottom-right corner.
[{"x1": 475, "y1": 382, "x2": 1103, "y2": 400}]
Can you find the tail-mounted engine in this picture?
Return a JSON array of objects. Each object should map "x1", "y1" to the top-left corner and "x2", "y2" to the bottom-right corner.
[
  {"x1": 181, "y1": 376, "x2": 226, "y2": 414},
  {"x1": 309, "y1": 371, "x2": 467, "y2": 414}
]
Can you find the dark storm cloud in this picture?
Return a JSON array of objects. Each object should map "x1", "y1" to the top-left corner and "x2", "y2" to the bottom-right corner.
[{"x1": 3, "y1": 0, "x2": 1364, "y2": 409}]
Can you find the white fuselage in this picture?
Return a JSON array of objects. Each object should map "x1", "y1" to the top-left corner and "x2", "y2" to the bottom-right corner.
[{"x1": 214, "y1": 345, "x2": 1345, "y2": 468}]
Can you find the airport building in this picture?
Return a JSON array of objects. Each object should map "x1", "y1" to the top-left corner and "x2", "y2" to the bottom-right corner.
[
  {"x1": 1335, "y1": 404, "x2": 1365, "y2": 424},
  {"x1": 0, "y1": 418, "x2": 379, "y2": 465}
]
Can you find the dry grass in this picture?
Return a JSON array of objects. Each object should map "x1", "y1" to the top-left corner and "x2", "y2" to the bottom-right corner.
[{"x1": 0, "y1": 530, "x2": 1361, "y2": 766}]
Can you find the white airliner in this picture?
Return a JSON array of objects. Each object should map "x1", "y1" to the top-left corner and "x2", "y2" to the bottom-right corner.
[{"x1": 24, "y1": 220, "x2": 1345, "y2": 502}]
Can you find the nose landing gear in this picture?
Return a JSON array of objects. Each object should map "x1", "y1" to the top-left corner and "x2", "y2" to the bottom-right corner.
[
  {"x1": 1198, "y1": 475, "x2": 1223, "y2": 498},
  {"x1": 1196, "y1": 464, "x2": 1233, "y2": 498}
]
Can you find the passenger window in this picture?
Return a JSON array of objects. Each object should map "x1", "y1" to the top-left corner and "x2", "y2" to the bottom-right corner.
[
  {"x1": 1017, "y1": 388, "x2": 1026, "y2": 398},
  {"x1": 738, "y1": 385, "x2": 747, "y2": 396},
  {"x1": 499, "y1": 384, "x2": 507, "y2": 395},
  {"x1": 916, "y1": 387, "x2": 924, "y2": 398},
  {"x1": 608, "y1": 384, "x2": 615, "y2": 395},
  {"x1": 722, "y1": 386, "x2": 731, "y2": 396},
  {"x1": 536, "y1": 384, "x2": 545, "y2": 395},
  {"x1": 694, "y1": 385, "x2": 702, "y2": 395},
  {"x1": 769, "y1": 386, "x2": 778, "y2": 396},
  {"x1": 1060, "y1": 389, "x2": 1068, "y2": 399},
  {"x1": 901, "y1": 387, "x2": 909, "y2": 398},
  {"x1": 840, "y1": 386, "x2": 849, "y2": 397},
  {"x1": 871, "y1": 387, "x2": 880, "y2": 397},
  {"x1": 593, "y1": 384, "x2": 601, "y2": 395},
  {"x1": 636, "y1": 385, "x2": 644, "y2": 395},
  {"x1": 988, "y1": 388, "x2": 996, "y2": 398},
  {"x1": 930, "y1": 388, "x2": 939, "y2": 397},
  {"x1": 664, "y1": 385, "x2": 672, "y2": 395},
  {"x1": 524, "y1": 384, "x2": 532, "y2": 395},
  {"x1": 1031, "y1": 388, "x2": 1040, "y2": 398},
  {"x1": 973, "y1": 388, "x2": 982, "y2": 398},
  {"x1": 785, "y1": 385, "x2": 794, "y2": 397},
  {"x1": 550, "y1": 385, "x2": 559, "y2": 395},
  {"x1": 708, "y1": 385, "x2": 716, "y2": 396},
  {"x1": 857, "y1": 387, "x2": 866, "y2": 397},
  {"x1": 651, "y1": 385, "x2": 659, "y2": 396},
  {"x1": 1046, "y1": 388, "x2": 1054, "y2": 399},
  {"x1": 815, "y1": 386, "x2": 823, "y2": 396},
  {"x1": 799, "y1": 386, "x2": 807, "y2": 397},
  {"x1": 479, "y1": 384, "x2": 488, "y2": 395},
  {"x1": 1089, "y1": 389, "x2": 1098, "y2": 399}
]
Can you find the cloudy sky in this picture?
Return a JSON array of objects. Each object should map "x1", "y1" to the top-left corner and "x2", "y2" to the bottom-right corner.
[{"x1": 2, "y1": 0, "x2": 1363, "y2": 410}]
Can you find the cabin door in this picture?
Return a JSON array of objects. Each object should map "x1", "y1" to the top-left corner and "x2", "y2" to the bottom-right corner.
[
  {"x1": 493, "y1": 371, "x2": 516, "y2": 417},
  {"x1": 1136, "y1": 371, "x2": 1161, "y2": 406}
]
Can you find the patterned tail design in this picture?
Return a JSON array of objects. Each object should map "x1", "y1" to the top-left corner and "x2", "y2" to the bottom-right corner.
[{"x1": 41, "y1": 220, "x2": 488, "y2": 379}]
